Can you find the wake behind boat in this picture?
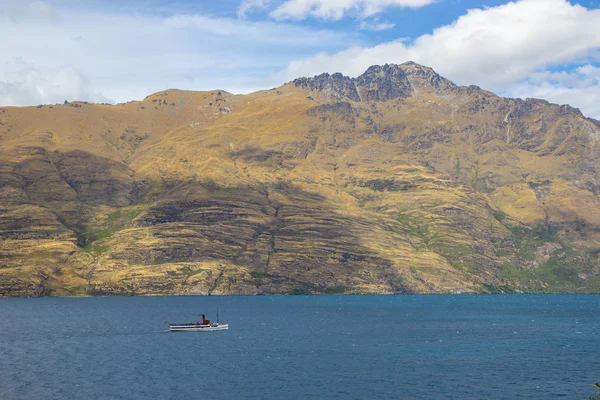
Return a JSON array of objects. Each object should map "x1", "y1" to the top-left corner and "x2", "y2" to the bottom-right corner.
[{"x1": 167, "y1": 313, "x2": 228, "y2": 332}]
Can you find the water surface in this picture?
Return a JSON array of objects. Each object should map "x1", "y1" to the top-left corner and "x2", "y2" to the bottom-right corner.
[{"x1": 0, "y1": 295, "x2": 598, "y2": 399}]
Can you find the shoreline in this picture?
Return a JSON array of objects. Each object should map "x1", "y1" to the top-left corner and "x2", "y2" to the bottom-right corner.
[{"x1": 1, "y1": 292, "x2": 599, "y2": 299}]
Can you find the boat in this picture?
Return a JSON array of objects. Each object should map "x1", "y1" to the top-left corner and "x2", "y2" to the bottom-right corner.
[{"x1": 167, "y1": 313, "x2": 228, "y2": 332}]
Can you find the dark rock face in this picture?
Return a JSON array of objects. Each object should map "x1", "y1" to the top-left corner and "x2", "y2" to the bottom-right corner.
[
  {"x1": 294, "y1": 62, "x2": 456, "y2": 102},
  {"x1": 294, "y1": 73, "x2": 360, "y2": 102},
  {"x1": 355, "y1": 65, "x2": 413, "y2": 101},
  {"x1": 511, "y1": 98, "x2": 583, "y2": 120}
]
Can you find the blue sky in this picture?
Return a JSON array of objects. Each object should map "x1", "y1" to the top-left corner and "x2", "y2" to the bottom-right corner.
[{"x1": 1, "y1": 0, "x2": 599, "y2": 118}]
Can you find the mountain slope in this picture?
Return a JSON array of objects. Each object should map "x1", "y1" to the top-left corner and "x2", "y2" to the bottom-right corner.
[{"x1": 1, "y1": 62, "x2": 599, "y2": 296}]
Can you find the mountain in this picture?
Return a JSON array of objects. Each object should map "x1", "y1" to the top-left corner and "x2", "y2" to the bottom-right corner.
[{"x1": 1, "y1": 62, "x2": 600, "y2": 297}]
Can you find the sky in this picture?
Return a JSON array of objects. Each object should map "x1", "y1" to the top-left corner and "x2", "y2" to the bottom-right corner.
[{"x1": 0, "y1": 0, "x2": 599, "y2": 118}]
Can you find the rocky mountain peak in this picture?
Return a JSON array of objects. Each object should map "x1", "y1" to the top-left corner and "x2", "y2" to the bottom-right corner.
[
  {"x1": 395, "y1": 62, "x2": 457, "y2": 93},
  {"x1": 294, "y1": 62, "x2": 457, "y2": 102},
  {"x1": 355, "y1": 64, "x2": 413, "y2": 101}
]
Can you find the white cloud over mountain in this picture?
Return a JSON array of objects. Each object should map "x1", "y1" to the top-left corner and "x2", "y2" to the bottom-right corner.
[
  {"x1": 0, "y1": 0, "x2": 350, "y2": 105},
  {"x1": 278, "y1": 0, "x2": 600, "y2": 117},
  {"x1": 0, "y1": 59, "x2": 111, "y2": 106},
  {"x1": 505, "y1": 65, "x2": 600, "y2": 121},
  {"x1": 1, "y1": 0, "x2": 600, "y2": 119}
]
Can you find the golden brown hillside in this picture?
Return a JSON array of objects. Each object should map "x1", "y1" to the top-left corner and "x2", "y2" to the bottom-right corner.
[{"x1": 1, "y1": 62, "x2": 599, "y2": 296}]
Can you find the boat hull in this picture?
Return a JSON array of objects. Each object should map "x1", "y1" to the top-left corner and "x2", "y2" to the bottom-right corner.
[{"x1": 169, "y1": 323, "x2": 228, "y2": 332}]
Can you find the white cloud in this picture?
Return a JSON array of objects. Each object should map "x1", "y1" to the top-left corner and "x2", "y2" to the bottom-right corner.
[
  {"x1": 505, "y1": 65, "x2": 600, "y2": 119},
  {"x1": 277, "y1": 0, "x2": 600, "y2": 117},
  {"x1": 0, "y1": 0, "x2": 351, "y2": 106},
  {"x1": 0, "y1": 59, "x2": 112, "y2": 106},
  {"x1": 269, "y1": 0, "x2": 437, "y2": 20},
  {"x1": 4, "y1": 0, "x2": 600, "y2": 119},
  {"x1": 358, "y1": 21, "x2": 396, "y2": 31},
  {"x1": 238, "y1": 0, "x2": 273, "y2": 17}
]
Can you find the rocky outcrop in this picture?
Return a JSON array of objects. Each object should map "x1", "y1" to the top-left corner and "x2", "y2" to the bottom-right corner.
[
  {"x1": 294, "y1": 62, "x2": 456, "y2": 102},
  {"x1": 294, "y1": 72, "x2": 361, "y2": 101}
]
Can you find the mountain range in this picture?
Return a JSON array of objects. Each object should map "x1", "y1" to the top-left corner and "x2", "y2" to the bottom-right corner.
[{"x1": 1, "y1": 62, "x2": 599, "y2": 297}]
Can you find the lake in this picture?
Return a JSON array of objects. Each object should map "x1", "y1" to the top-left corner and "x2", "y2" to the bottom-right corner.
[{"x1": 0, "y1": 295, "x2": 598, "y2": 399}]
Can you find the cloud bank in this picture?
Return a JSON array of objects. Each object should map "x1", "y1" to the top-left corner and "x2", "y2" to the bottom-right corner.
[
  {"x1": 0, "y1": 59, "x2": 111, "y2": 106},
  {"x1": 1, "y1": 0, "x2": 600, "y2": 119},
  {"x1": 0, "y1": 0, "x2": 350, "y2": 105}
]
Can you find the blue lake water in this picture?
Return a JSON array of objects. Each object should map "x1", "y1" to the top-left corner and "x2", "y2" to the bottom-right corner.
[{"x1": 0, "y1": 295, "x2": 598, "y2": 399}]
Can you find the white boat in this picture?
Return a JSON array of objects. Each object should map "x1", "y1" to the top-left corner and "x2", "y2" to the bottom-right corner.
[{"x1": 168, "y1": 313, "x2": 228, "y2": 332}]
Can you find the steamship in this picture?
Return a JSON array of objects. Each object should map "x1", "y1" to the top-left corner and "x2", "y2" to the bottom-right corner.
[{"x1": 167, "y1": 313, "x2": 228, "y2": 332}]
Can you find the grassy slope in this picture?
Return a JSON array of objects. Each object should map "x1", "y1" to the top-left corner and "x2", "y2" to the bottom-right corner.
[{"x1": 1, "y1": 78, "x2": 599, "y2": 296}]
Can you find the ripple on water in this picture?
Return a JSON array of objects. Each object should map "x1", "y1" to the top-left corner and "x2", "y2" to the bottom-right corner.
[{"x1": 0, "y1": 295, "x2": 598, "y2": 399}]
